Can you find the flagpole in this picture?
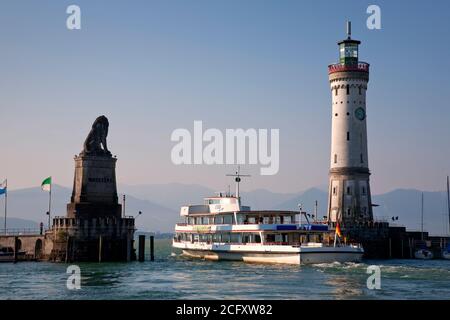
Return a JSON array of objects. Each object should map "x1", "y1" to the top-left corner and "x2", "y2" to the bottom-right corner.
[
  {"x1": 48, "y1": 180, "x2": 52, "y2": 230},
  {"x1": 3, "y1": 179, "x2": 7, "y2": 235}
]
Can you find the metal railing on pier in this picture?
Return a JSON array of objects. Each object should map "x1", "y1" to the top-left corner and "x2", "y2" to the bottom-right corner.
[{"x1": 1, "y1": 228, "x2": 42, "y2": 236}]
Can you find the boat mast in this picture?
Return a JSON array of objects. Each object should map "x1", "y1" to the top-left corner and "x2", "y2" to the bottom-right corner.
[
  {"x1": 447, "y1": 176, "x2": 450, "y2": 235},
  {"x1": 226, "y1": 166, "x2": 250, "y2": 203},
  {"x1": 421, "y1": 192, "x2": 424, "y2": 241}
]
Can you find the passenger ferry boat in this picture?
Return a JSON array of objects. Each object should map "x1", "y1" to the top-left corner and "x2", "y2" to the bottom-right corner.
[{"x1": 172, "y1": 169, "x2": 364, "y2": 265}]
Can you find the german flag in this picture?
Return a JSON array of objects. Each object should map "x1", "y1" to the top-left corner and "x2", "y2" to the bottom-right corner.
[{"x1": 335, "y1": 223, "x2": 342, "y2": 238}]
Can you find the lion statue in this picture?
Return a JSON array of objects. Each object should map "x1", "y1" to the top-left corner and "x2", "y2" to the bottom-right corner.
[{"x1": 82, "y1": 115, "x2": 111, "y2": 156}]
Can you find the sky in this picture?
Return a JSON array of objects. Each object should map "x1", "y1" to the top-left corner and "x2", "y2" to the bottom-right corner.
[{"x1": 1, "y1": 0, "x2": 450, "y2": 194}]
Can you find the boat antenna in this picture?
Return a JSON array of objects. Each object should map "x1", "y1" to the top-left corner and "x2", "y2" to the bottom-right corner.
[
  {"x1": 298, "y1": 203, "x2": 309, "y2": 225},
  {"x1": 314, "y1": 200, "x2": 318, "y2": 223},
  {"x1": 226, "y1": 166, "x2": 250, "y2": 201}
]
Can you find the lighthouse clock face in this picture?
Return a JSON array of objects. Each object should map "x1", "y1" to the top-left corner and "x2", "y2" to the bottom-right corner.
[{"x1": 355, "y1": 107, "x2": 366, "y2": 121}]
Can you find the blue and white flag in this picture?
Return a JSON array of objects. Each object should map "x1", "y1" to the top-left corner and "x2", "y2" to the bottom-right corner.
[{"x1": 0, "y1": 180, "x2": 6, "y2": 196}]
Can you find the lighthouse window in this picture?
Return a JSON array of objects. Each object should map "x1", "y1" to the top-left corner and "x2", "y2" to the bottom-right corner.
[
  {"x1": 360, "y1": 153, "x2": 364, "y2": 163},
  {"x1": 333, "y1": 187, "x2": 337, "y2": 195},
  {"x1": 346, "y1": 85, "x2": 350, "y2": 95},
  {"x1": 347, "y1": 132, "x2": 350, "y2": 141},
  {"x1": 346, "y1": 187, "x2": 352, "y2": 195},
  {"x1": 334, "y1": 154, "x2": 337, "y2": 163},
  {"x1": 335, "y1": 88, "x2": 338, "y2": 96},
  {"x1": 347, "y1": 208, "x2": 351, "y2": 216},
  {"x1": 359, "y1": 87, "x2": 362, "y2": 95},
  {"x1": 362, "y1": 187, "x2": 366, "y2": 195}
]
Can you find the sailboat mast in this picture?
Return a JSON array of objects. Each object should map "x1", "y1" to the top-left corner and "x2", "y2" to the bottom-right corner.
[
  {"x1": 447, "y1": 176, "x2": 450, "y2": 235},
  {"x1": 421, "y1": 192, "x2": 424, "y2": 241}
]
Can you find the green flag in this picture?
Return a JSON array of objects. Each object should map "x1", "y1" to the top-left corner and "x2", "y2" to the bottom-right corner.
[{"x1": 41, "y1": 177, "x2": 52, "y2": 192}]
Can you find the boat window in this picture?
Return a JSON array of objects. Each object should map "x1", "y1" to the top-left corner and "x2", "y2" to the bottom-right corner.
[
  {"x1": 222, "y1": 233, "x2": 231, "y2": 243},
  {"x1": 230, "y1": 233, "x2": 240, "y2": 243},
  {"x1": 206, "y1": 199, "x2": 221, "y2": 205},
  {"x1": 223, "y1": 215, "x2": 233, "y2": 224},
  {"x1": 255, "y1": 235, "x2": 261, "y2": 243}
]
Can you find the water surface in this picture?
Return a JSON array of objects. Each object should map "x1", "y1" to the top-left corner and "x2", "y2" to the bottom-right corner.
[{"x1": 1, "y1": 239, "x2": 449, "y2": 300}]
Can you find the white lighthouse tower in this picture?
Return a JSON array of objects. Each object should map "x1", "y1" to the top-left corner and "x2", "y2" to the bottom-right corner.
[{"x1": 327, "y1": 22, "x2": 373, "y2": 225}]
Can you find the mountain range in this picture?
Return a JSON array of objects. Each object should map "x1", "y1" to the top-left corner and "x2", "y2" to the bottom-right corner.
[{"x1": 2, "y1": 184, "x2": 449, "y2": 235}]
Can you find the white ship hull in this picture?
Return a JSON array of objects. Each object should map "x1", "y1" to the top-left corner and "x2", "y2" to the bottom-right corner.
[{"x1": 173, "y1": 241, "x2": 363, "y2": 265}]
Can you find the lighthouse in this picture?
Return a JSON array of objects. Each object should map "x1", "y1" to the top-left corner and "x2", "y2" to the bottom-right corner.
[{"x1": 327, "y1": 22, "x2": 373, "y2": 225}]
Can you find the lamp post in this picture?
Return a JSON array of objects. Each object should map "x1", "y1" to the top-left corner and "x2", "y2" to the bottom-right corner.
[{"x1": 135, "y1": 211, "x2": 142, "y2": 219}]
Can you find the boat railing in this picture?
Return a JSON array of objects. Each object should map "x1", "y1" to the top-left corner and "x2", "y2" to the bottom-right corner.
[
  {"x1": 176, "y1": 221, "x2": 329, "y2": 227},
  {"x1": 173, "y1": 239, "x2": 307, "y2": 247},
  {"x1": 1, "y1": 228, "x2": 42, "y2": 236}
]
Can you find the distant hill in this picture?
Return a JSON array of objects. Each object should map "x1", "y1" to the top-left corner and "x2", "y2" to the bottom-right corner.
[
  {"x1": 120, "y1": 183, "x2": 298, "y2": 211},
  {"x1": 5, "y1": 185, "x2": 177, "y2": 233},
  {"x1": 274, "y1": 188, "x2": 449, "y2": 236},
  {"x1": 372, "y1": 189, "x2": 449, "y2": 236},
  {"x1": 275, "y1": 187, "x2": 328, "y2": 214},
  {"x1": 120, "y1": 183, "x2": 215, "y2": 210},
  {"x1": 4, "y1": 218, "x2": 40, "y2": 230},
  {"x1": 3, "y1": 184, "x2": 449, "y2": 235}
]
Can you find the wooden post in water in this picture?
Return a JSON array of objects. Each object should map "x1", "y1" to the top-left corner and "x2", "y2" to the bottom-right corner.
[
  {"x1": 126, "y1": 237, "x2": 131, "y2": 262},
  {"x1": 401, "y1": 239, "x2": 404, "y2": 258},
  {"x1": 13, "y1": 236, "x2": 18, "y2": 263},
  {"x1": 65, "y1": 236, "x2": 70, "y2": 263},
  {"x1": 389, "y1": 238, "x2": 392, "y2": 258},
  {"x1": 150, "y1": 235, "x2": 154, "y2": 261},
  {"x1": 409, "y1": 238, "x2": 413, "y2": 258},
  {"x1": 98, "y1": 236, "x2": 103, "y2": 263},
  {"x1": 138, "y1": 235, "x2": 145, "y2": 262}
]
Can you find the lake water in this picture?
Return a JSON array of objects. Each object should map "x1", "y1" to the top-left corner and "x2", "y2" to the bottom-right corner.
[{"x1": 1, "y1": 239, "x2": 449, "y2": 300}]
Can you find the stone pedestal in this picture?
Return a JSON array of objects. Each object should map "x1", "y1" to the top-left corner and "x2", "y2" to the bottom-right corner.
[
  {"x1": 67, "y1": 155, "x2": 121, "y2": 219},
  {"x1": 49, "y1": 153, "x2": 136, "y2": 262}
]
